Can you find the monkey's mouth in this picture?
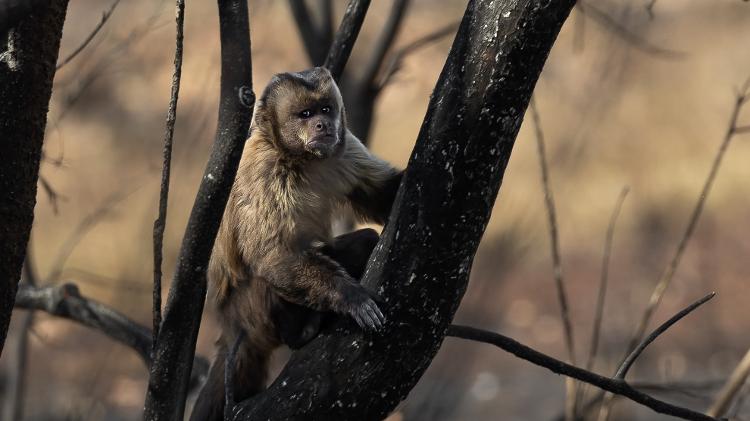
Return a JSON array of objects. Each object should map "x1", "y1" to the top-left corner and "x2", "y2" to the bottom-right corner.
[{"x1": 307, "y1": 135, "x2": 339, "y2": 158}]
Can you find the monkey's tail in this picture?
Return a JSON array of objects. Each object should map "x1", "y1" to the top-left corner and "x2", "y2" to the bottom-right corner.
[{"x1": 189, "y1": 339, "x2": 270, "y2": 421}]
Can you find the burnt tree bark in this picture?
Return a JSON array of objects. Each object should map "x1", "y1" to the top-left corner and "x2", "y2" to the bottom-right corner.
[
  {"x1": 0, "y1": 0, "x2": 68, "y2": 356},
  {"x1": 231, "y1": 0, "x2": 575, "y2": 419},
  {"x1": 142, "y1": 0, "x2": 253, "y2": 419}
]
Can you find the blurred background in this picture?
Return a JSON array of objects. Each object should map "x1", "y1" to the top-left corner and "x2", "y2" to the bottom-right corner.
[{"x1": 2, "y1": 0, "x2": 750, "y2": 420}]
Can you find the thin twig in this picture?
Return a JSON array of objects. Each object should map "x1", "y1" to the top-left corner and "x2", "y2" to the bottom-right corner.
[
  {"x1": 615, "y1": 292, "x2": 715, "y2": 379},
  {"x1": 587, "y1": 187, "x2": 629, "y2": 372},
  {"x1": 578, "y1": 1, "x2": 684, "y2": 58},
  {"x1": 360, "y1": 0, "x2": 410, "y2": 88},
  {"x1": 56, "y1": 0, "x2": 121, "y2": 70},
  {"x1": 598, "y1": 78, "x2": 750, "y2": 421},
  {"x1": 153, "y1": 0, "x2": 185, "y2": 357},
  {"x1": 530, "y1": 95, "x2": 578, "y2": 421},
  {"x1": 46, "y1": 187, "x2": 138, "y2": 283},
  {"x1": 13, "y1": 282, "x2": 209, "y2": 391},
  {"x1": 446, "y1": 325, "x2": 719, "y2": 421},
  {"x1": 38, "y1": 174, "x2": 64, "y2": 215},
  {"x1": 576, "y1": 187, "x2": 628, "y2": 414},
  {"x1": 627, "y1": 78, "x2": 750, "y2": 356},
  {"x1": 378, "y1": 21, "x2": 458, "y2": 90},
  {"x1": 708, "y1": 348, "x2": 750, "y2": 417},
  {"x1": 323, "y1": 0, "x2": 371, "y2": 81},
  {"x1": 224, "y1": 330, "x2": 246, "y2": 421}
]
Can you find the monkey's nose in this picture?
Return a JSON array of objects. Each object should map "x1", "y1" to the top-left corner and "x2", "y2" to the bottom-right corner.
[{"x1": 315, "y1": 121, "x2": 328, "y2": 132}]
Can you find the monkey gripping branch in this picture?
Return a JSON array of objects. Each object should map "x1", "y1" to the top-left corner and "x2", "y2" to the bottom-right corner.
[{"x1": 230, "y1": 1, "x2": 575, "y2": 419}]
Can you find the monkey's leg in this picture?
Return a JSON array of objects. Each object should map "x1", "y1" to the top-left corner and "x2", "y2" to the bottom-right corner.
[
  {"x1": 190, "y1": 334, "x2": 270, "y2": 421},
  {"x1": 273, "y1": 228, "x2": 380, "y2": 348}
]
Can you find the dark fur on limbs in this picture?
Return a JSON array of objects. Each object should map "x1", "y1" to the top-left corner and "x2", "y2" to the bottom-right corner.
[
  {"x1": 191, "y1": 229, "x2": 381, "y2": 421},
  {"x1": 190, "y1": 68, "x2": 401, "y2": 421}
]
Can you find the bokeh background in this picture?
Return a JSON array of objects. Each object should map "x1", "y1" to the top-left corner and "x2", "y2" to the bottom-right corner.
[{"x1": 2, "y1": 0, "x2": 750, "y2": 420}]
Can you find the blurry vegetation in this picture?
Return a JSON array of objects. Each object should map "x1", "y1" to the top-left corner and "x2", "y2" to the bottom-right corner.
[{"x1": 2, "y1": 0, "x2": 750, "y2": 420}]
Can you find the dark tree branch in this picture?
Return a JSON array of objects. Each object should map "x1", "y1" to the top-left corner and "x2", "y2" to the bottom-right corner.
[
  {"x1": 360, "y1": 0, "x2": 410, "y2": 88},
  {"x1": 616, "y1": 292, "x2": 715, "y2": 380},
  {"x1": 323, "y1": 0, "x2": 370, "y2": 81},
  {"x1": 319, "y1": 0, "x2": 334, "y2": 48},
  {"x1": 0, "y1": 0, "x2": 68, "y2": 356},
  {"x1": 1, "y1": 248, "x2": 37, "y2": 421},
  {"x1": 233, "y1": 1, "x2": 575, "y2": 419},
  {"x1": 0, "y1": 0, "x2": 49, "y2": 35},
  {"x1": 143, "y1": 0, "x2": 254, "y2": 418},
  {"x1": 152, "y1": 0, "x2": 185, "y2": 357},
  {"x1": 288, "y1": 0, "x2": 327, "y2": 65},
  {"x1": 55, "y1": 0, "x2": 121, "y2": 70},
  {"x1": 13, "y1": 282, "x2": 209, "y2": 390},
  {"x1": 446, "y1": 324, "x2": 719, "y2": 421}
]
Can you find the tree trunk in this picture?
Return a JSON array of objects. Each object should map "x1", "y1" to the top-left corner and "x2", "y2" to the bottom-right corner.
[
  {"x1": 232, "y1": 0, "x2": 575, "y2": 419},
  {"x1": 0, "y1": 0, "x2": 68, "y2": 356}
]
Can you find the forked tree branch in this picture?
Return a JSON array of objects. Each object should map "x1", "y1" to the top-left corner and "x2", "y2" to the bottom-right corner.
[
  {"x1": 143, "y1": 0, "x2": 254, "y2": 418},
  {"x1": 232, "y1": 1, "x2": 576, "y2": 419},
  {"x1": 13, "y1": 282, "x2": 209, "y2": 390},
  {"x1": 152, "y1": 0, "x2": 185, "y2": 357}
]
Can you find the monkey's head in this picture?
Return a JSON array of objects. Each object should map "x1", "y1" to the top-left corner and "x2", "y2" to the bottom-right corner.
[{"x1": 255, "y1": 67, "x2": 347, "y2": 160}]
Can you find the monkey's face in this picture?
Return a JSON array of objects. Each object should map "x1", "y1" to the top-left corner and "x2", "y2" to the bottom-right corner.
[{"x1": 259, "y1": 68, "x2": 346, "y2": 160}]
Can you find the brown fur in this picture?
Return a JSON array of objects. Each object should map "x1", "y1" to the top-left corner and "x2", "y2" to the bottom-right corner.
[{"x1": 190, "y1": 67, "x2": 402, "y2": 421}]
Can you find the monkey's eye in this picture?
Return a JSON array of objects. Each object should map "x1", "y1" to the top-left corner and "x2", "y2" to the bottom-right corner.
[
  {"x1": 299, "y1": 109, "x2": 312, "y2": 118},
  {"x1": 321, "y1": 106, "x2": 331, "y2": 114}
]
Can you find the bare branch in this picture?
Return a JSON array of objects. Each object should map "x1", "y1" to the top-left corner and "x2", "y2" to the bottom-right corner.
[
  {"x1": 323, "y1": 0, "x2": 370, "y2": 81},
  {"x1": 288, "y1": 0, "x2": 327, "y2": 65},
  {"x1": 446, "y1": 324, "x2": 719, "y2": 421},
  {"x1": 46, "y1": 188, "x2": 137, "y2": 283},
  {"x1": 143, "y1": 0, "x2": 254, "y2": 418},
  {"x1": 578, "y1": 1, "x2": 685, "y2": 58},
  {"x1": 153, "y1": 0, "x2": 185, "y2": 357},
  {"x1": 708, "y1": 348, "x2": 750, "y2": 417},
  {"x1": 38, "y1": 174, "x2": 64, "y2": 215},
  {"x1": 13, "y1": 282, "x2": 209, "y2": 390},
  {"x1": 586, "y1": 186, "x2": 629, "y2": 373},
  {"x1": 55, "y1": 0, "x2": 121, "y2": 70},
  {"x1": 1, "y1": 248, "x2": 38, "y2": 421},
  {"x1": 377, "y1": 21, "x2": 458, "y2": 90},
  {"x1": 360, "y1": 0, "x2": 410, "y2": 88},
  {"x1": 576, "y1": 186, "x2": 629, "y2": 415},
  {"x1": 598, "y1": 80, "x2": 750, "y2": 421},
  {"x1": 530, "y1": 96, "x2": 578, "y2": 421},
  {"x1": 627, "y1": 79, "x2": 750, "y2": 357},
  {"x1": 615, "y1": 292, "x2": 715, "y2": 380}
]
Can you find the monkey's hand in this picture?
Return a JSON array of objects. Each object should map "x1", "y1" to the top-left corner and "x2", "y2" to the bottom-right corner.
[{"x1": 338, "y1": 280, "x2": 386, "y2": 331}]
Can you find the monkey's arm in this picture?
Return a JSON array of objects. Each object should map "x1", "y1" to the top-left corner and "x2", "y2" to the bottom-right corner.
[
  {"x1": 342, "y1": 133, "x2": 403, "y2": 225},
  {"x1": 256, "y1": 247, "x2": 385, "y2": 330}
]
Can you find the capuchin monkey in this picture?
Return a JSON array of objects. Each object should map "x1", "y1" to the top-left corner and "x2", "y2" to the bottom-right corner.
[{"x1": 190, "y1": 67, "x2": 402, "y2": 421}]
